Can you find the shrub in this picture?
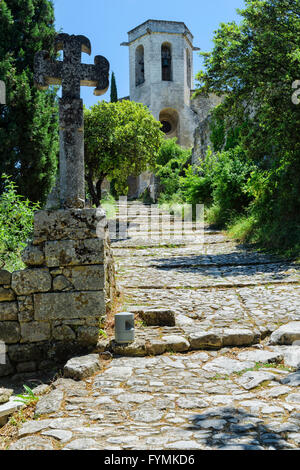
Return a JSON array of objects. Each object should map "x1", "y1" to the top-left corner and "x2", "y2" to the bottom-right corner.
[
  {"x1": 155, "y1": 139, "x2": 191, "y2": 201},
  {"x1": 0, "y1": 175, "x2": 40, "y2": 271}
]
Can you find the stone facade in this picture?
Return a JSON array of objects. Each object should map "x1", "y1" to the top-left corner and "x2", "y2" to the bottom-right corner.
[
  {"x1": 121, "y1": 20, "x2": 221, "y2": 199},
  {"x1": 191, "y1": 93, "x2": 224, "y2": 165},
  {"x1": 0, "y1": 208, "x2": 116, "y2": 377}
]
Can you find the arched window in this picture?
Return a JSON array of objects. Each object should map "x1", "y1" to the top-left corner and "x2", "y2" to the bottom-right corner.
[
  {"x1": 161, "y1": 43, "x2": 172, "y2": 81},
  {"x1": 159, "y1": 108, "x2": 179, "y2": 139},
  {"x1": 135, "y1": 45, "x2": 145, "y2": 87},
  {"x1": 186, "y1": 49, "x2": 191, "y2": 88}
]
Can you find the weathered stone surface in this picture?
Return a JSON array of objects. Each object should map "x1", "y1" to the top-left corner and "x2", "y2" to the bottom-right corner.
[
  {"x1": 22, "y1": 245, "x2": 45, "y2": 266},
  {"x1": 9, "y1": 436, "x2": 54, "y2": 450},
  {"x1": 270, "y1": 322, "x2": 300, "y2": 345},
  {"x1": 53, "y1": 324, "x2": 76, "y2": 341},
  {"x1": 33, "y1": 208, "x2": 106, "y2": 242},
  {"x1": 17, "y1": 296, "x2": 34, "y2": 322},
  {"x1": 64, "y1": 265, "x2": 104, "y2": 290},
  {"x1": 282, "y1": 346, "x2": 300, "y2": 369},
  {"x1": 20, "y1": 322, "x2": 51, "y2": 343},
  {"x1": 77, "y1": 326, "x2": 100, "y2": 346},
  {"x1": 31, "y1": 384, "x2": 52, "y2": 396},
  {"x1": 188, "y1": 330, "x2": 222, "y2": 350},
  {"x1": 35, "y1": 390, "x2": 64, "y2": 416},
  {"x1": 280, "y1": 371, "x2": 300, "y2": 387},
  {"x1": 44, "y1": 239, "x2": 104, "y2": 267},
  {"x1": 64, "y1": 354, "x2": 101, "y2": 380},
  {"x1": 110, "y1": 339, "x2": 147, "y2": 357},
  {"x1": 203, "y1": 357, "x2": 255, "y2": 375},
  {"x1": 0, "y1": 287, "x2": 15, "y2": 301},
  {"x1": 222, "y1": 328, "x2": 258, "y2": 346},
  {"x1": 0, "y1": 321, "x2": 21, "y2": 344},
  {"x1": 63, "y1": 438, "x2": 101, "y2": 450},
  {"x1": 18, "y1": 419, "x2": 53, "y2": 436},
  {"x1": 0, "y1": 270, "x2": 11, "y2": 285},
  {"x1": 140, "y1": 309, "x2": 175, "y2": 326},
  {"x1": 0, "y1": 302, "x2": 18, "y2": 321},
  {"x1": 161, "y1": 335, "x2": 190, "y2": 352},
  {"x1": 238, "y1": 371, "x2": 277, "y2": 390},
  {"x1": 0, "y1": 387, "x2": 13, "y2": 404},
  {"x1": 0, "y1": 397, "x2": 22, "y2": 419},
  {"x1": 11, "y1": 268, "x2": 52, "y2": 296},
  {"x1": 42, "y1": 429, "x2": 73, "y2": 443},
  {"x1": 34, "y1": 291, "x2": 105, "y2": 321},
  {"x1": 237, "y1": 350, "x2": 283, "y2": 364},
  {"x1": 52, "y1": 275, "x2": 73, "y2": 291}
]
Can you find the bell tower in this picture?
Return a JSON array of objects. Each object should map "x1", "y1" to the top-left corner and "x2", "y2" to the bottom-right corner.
[{"x1": 121, "y1": 20, "x2": 200, "y2": 148}]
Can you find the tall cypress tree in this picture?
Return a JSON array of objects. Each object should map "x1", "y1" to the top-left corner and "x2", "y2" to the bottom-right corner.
[
  {"x1": 0, "y1": 0, "x2": 59, "y2": 204},
  {"x1": 110, "y1": 72, "x2": 118, "y2": 103}
]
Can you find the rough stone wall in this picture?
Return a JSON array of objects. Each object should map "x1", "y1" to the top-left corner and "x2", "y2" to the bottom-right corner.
[
  {"x1": 0, "y1": 208, "x2": 116, "y2": 377},
  {"x1": 191, "y1": 93, "x2": 224, "y2": 165}
]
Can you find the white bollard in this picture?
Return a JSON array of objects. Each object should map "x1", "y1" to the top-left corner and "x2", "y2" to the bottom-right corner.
[{"x1": 115, "y1": 312, "x2": 135, "y2": 344}]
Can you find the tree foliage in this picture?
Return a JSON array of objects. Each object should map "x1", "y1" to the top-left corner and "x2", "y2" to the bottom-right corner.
[
  {"x1": 0, "y1": 0, "x2": 59, "y2": 204},
  {"x1": 110, "y1": 72, "x2": 118, "y2": 103},
  {"x1": 194, "y1": 0, "x2": 300, "y2": 253},
  {"x1": 155, "y1": 138, "x2": 191, "y2": 201},
  {"x1": 84, "y1": 100, "x2": 163, "y2": 206},
  {"x1": 0, "y1": 175, "x2": 39, "y2": 271}
]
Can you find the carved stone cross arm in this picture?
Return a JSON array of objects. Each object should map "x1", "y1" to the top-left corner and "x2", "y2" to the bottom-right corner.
[{"x1": 34, "y1": 34, "x2": 109, "y2": 100}]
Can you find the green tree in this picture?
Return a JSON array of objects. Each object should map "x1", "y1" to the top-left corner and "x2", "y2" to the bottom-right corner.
[
  {"x1": 155, "y1": 138, "x2": 191, "y2": 200},
  {"x1": 0, "y1": 0, "x2": 59, "y2": 204},
  {"x1": 0, "y1": 175, "x2": 40, "y2": 271},
  {"x1": 195, "y1": 0, "x2": 300, "y2": 252},
  {"x1": 84, "y1": 100, "x2": 163, "y2": 206},
  {"x1": 110, "y1": 71, "x2": 118, "y2": 103}
]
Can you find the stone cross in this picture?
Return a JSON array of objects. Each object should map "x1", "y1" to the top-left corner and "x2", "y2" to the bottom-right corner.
[{"x1": 34, "y1": 34, "x2": 109, "y2": 208}]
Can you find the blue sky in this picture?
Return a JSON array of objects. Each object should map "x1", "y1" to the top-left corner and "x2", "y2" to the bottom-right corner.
[{"x1": 53, "y1": 0, "x2": 245, "y2": 108}]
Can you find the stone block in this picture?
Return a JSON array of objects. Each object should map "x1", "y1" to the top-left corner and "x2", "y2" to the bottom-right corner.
[
  {"x1": 44, "y1": 239, "x2": 104, "y2": 267},
  {"x1": 8, "y1": 343, "x2": 48, "y2": 363},
  {"x1": 0, "y1": 288, "x2": 15, "y2": 302},
  {"x1": 64, "y1": 354, "x2": 101, "y2": 380},
  {"x1": 64, "y1": 265, "x2": 104, "y2": 290},
  {"x1": 222, "y1": 328, "x2": 258, "y2": 347},
  {"x1": 33, "y1": 208, "x2": 106, "y2": 243},
  {"x1": 77, "y1": 326, "x2": 99, "y2": 346},
  {"x1": 140, "y1": 309, "x2": 175, "y2": 327},
  {"x1": 11, "y1": 268, "x2": 52, "y2": 296},
  {"x1": 0, "y1": 322, "x2": 21, "y2": 344},
  {"x1": 52, "y1": 275, "x2": 73, "y2": 291},
  {"x1": 20, "y1": 322, "x2": 51, "y2": 343},
  {"x1": 188, "y1": 330, "x2": 222, "y2": 350},
  {"x1": 53, "y1": 325, "x2": 76, "y2": 341},
  {"x1": 0, "y1": 302, "x2": 18, "y2": 321},
  {"x1": 34, "y1": 291, "x2": 105, "y2": 321},
  {"x1": 22, "y1": 245, "x2": 45, "y2": 267},
  {"x1": 270, "y1": 322, "x2": 300, "y2": 345},
  {"x1": 0, "y1": 388, "x2": 13, "y2": 404},
  {"x1": 0, "y1": 270, "x2": 11, "y2": 285},
  {"x1": 17, "y1": 296, "x2": 34, "y2": 323}
]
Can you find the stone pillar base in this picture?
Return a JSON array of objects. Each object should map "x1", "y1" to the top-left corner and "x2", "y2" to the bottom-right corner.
[{"x1": 0, "y1": 208, "x2": 116, "y2": 377}]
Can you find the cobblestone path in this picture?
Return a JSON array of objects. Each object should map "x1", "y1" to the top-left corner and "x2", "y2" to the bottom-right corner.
[{"x1": 5, "y1": 203, "x2": 300, "y2": 450}]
